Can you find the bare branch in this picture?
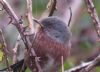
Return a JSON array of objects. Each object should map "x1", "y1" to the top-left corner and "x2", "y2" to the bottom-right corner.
[
  {"x1": 0, "y1": 0, "x2": 42, "y2": 71},
  {"x1": 68, "y1": 7, "x2": 72, "y2": 27},
  {"x1": 0, "y1": 0, "x2": 19, "y2": 22},
  {"x1": 56, "y1": 0, "x2": 83, "y2": 27},
  {"x1": 47, "y1": 0, "x2": 57, "y2": 16},
  {"x1": 85, "y1": 0, "x2": 100, "y2": 38},
  {"x1": 12, "y1": 35, "x2": 20, "y2": 64},
  {"x1": 61, "y1": 56, "x2": 64, "y2": 72},
  {"x1": 84, "y1": 55, "x2": 100, "y2": 72},
  {"x1": 65, "y1": 54, "x2": 100, "y2": 72},
  {"x1": 66, "y1": 61, "x2": 92, "y2": 72},
  {"x1": 0, "y1": 29, "x2": 11, "y2": 72},
  {"x1": 26, "y1": 0, "x2": 34, "y2": 34},
  {"x1": 25, "y1": 0, "x2": 43, "y2": 71},
  {"x1": 40, "y1": 0, "x2": 57, "y2": 19},
  {"x1": 64, "y1": 0, "x2": 100, "y2": 72}
]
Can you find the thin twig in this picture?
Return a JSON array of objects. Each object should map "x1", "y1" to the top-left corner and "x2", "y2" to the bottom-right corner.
[
  {"x1": 0, "y1": 0, "x2": 42, "y2": 72},
  {"x1": 56, "y1": 0, "x2": 83, "y2": 27},
  {"x1": 47, "y1": 0, "x2": 57, "y2": 16},
  {"x1": 68, "y1": 7, "x2": 72, "y2": 27},
  {"x1": 85, "y1": 0, "x2": 100, "y2": 38},
  {"x1": 66, "y1": 61, "x2": 91, "y2": 72},
  {"x1": 66, "y1": 0, "x2": 100, "y2": 71},
  {"x1": 26, "y1": 34, "x2": 43, "y2": 72},
  {"x1": 25, "y1": 0, "x2": 43, "y2": 72},
  {"x1": 12, "y1": 35, "x2": 20, "y2": 64},
  {"x1": 0, "y1": 0, "x2": 19, "y2": 22},
  {"x1": 65, "y1": 54, "x2": 100, "y2": 72},
  {"x1": 61, "y1": 56, "x2": 64, "y2": 72},
  {"x1": 12, "y1": 42, "x2": 19, "y2": 63},
  {"x1": 0, "y1": 29, "x2": 11, "y2": 72},
  {"x1": 84, "y1": 55, "x2": 100, "y2": 72},
  {"x1": 26, "y1": 0, "x2": 34, "y2": 34},
  {"x1": 39, "y1": 0, "x2": 57, "y2": 19},
  {"x1": 0, "y1": 0, "x2": 25, "y2": 43}
]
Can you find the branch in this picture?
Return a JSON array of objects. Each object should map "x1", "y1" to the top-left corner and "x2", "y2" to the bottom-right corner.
[
  {"x1": 40, "y1": 0, "x2": 57, "y2": 19},
  {"x1": 85, "y1": 0, "x2": 100, "y2": 38},
  {"x1": 0, "y1": 0, "x2": 19, "y2": 23},
  {"x1": 56, "y1": 0, "x2": 83, "y2": 27},
  {"x1": 26, "y1": 0, "x2": 34, "y2": 34},
  {"x1": 12, "y1": 35, "x2": 20, "y2": 64},
  {"x1": 47, "y1": 0, "x2": 57, "y2": 16},
  {"x1": 65, "y1": 54, "x2": 100, "y2": 72},
  {"x1": 64, "y1": 0, "x2": 100, "y2": 72},
  {"x1": 0, "y1": 0, "x2": 42, "y2": 71},
  {"x1": 0, "y1": 0, "x2": 24, "y2": 37},
  {"x1": 0, "y1": 29, "x2": 11, "y2": 72},
  {"x1": 84, "y1": 55, "x2": 100, "y2": 72},
  {"x1": 68, "y1": 7, "x2": 72, "y2": 27},
  {"x1": 61, "y1": 56, "x2": 64, "y2": 72},
  {"x1": 26, "y1": 0, "x2": 43, "y2": 71}
]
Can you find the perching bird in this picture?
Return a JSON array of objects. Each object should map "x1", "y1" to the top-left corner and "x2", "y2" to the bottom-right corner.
[{"x1": 25, "y1": 16, "x2": 71, "y2": 72}]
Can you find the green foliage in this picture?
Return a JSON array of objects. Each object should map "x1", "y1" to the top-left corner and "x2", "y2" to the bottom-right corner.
[
  {"x1": 0, "y1": 43, "x2": 3, "y2": 49},
  {"x1": 0, "y1": 50, "x2": 4, "y2": 61},
  {"x1": 93, "y1": 0, "x2": 100, "y2": 15},
  {"x1": 0, "y1": 43, "x2": 4, "y2": 61},
  {"x1": 96, "y1": 66, "x2": 100, "y2": 72},
  {"x1": 32, "y1": 0, "x2": 48, "y2": 15},
  {"x1": 25, "y1": 68, "x2": 31, "y2": 72},
  {"x1": 79, "y1": 40, "x2": 92, "y2": 49}
]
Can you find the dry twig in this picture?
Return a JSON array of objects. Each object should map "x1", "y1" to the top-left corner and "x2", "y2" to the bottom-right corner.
[
  {"x1": 64, "y1": 0, "x2": 100, "y2": 71},
  {"x1": 0, "y1": 0, "x2": 42, "y2": 71},
  {"x1": 25, "y1": 0, "x2": 43, "y2": 72},
  {"x1": 85, "y1": 0, "x2": 100, "y2": 38},
  {"x1": 0, "y1": 29, "x2": 11, "y2": 72},
  {"x1": 40, "y1": 0, "x2": 57, "y2": 19},
  {"x1": 47, "y1": 0, "x2": 57, "y2": 16},
  {"x1": 65, "y1": 54, "x2": 100, "y2": 72},
  {"x1": 26, "y1": 0, "x2": 34, "y2": 34},
  {"x1": 12, "y1": 35, "x2": 20, "y2": 64},
  {"x1": 61, "y1": 56, "x2": 64, "y2": 72}
]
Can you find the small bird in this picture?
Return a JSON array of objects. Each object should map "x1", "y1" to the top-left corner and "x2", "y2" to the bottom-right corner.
[{"x1": 25, "y1": 16, "x2": 71, "y2": 72}]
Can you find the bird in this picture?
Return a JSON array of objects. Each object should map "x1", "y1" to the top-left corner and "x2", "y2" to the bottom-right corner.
[{"x1": 25, "y1": 16, "x2": 71, "y2": 72}]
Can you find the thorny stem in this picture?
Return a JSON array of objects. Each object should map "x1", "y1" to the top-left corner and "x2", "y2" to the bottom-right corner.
[
  {"x1": 0, "y1": 0, "x2": 42, "y2": 72},
  {"x1": 26, "y1": 0, "x2": 34, "y2": 33},
  {"x1": 0, "y1": 29, "x2": 11, "y2": 72},
  {"x1": 85, "y1": 0, "x2": 100, "y2": 38}
]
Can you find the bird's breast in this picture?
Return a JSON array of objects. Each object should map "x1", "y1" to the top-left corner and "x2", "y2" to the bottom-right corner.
[{"x1": 32, "y1": 29, "x2": 70, "y2": 61}]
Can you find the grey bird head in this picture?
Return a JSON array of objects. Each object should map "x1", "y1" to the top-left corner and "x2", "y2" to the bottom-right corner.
[{"x1": 40, "y1": 16, "x2": 71, "y2": 43}]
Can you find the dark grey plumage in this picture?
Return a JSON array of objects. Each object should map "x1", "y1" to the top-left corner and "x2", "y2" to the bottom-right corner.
[{"x1": 41, "y1": 16, "x2": 71, "y2": 43}]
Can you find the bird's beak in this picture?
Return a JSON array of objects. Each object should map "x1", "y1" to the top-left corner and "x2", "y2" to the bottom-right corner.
[{"x1": 33, "y1": 19, "x2": 44, "y2": 27}]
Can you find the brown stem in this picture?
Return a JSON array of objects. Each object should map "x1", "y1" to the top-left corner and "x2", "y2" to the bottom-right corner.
[
  {"x1": 0, "y1": 29, "x2": 11, "y2": 72},
  {"x1": 85, "y1": 0, "x2": 100, "y2": 38},
  {"x1": 48, "y1": 0, "x2": 57, "y2": 16},
  {"x1": 12, "y1": 35, "x2": 20, "y2": 64},
  {"x1": 26, "y1": 0, "x2": 34, "y2": 33},
  {"x1": 0, "y1": 0, "x2": 42, "y2": 71}
]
